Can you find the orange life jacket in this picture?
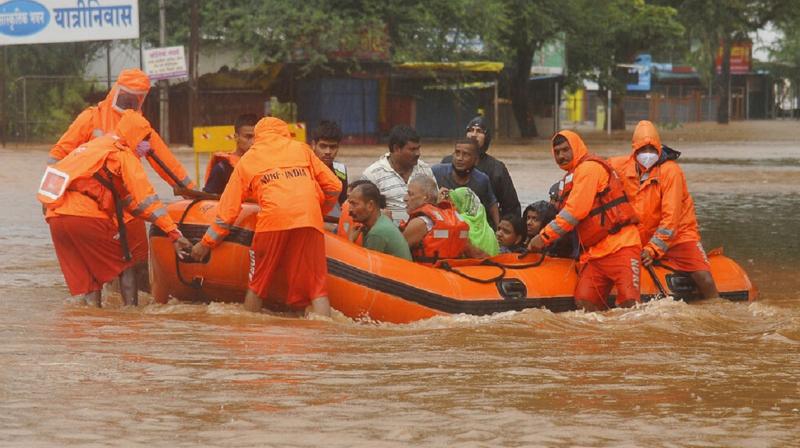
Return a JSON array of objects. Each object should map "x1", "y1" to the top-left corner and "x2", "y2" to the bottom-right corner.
[
  {"x1": 38, "y1": 138, "x2": 133, "y2": 260},
  {"x1": 38, "y1": 138, "x2": 122, "y2": 216},
  {"x1": 336, "y1": 200, "x2": 363, "y2": 245},
  {"x1": 557, "y1": 155, "x2": 638, "y2": 248},
  {"x1": 407, "y1": 202, "x2": 470, "y2": 261},
  {"x1": 203, "y1": 152, "x2": 241, "y2": 185}
]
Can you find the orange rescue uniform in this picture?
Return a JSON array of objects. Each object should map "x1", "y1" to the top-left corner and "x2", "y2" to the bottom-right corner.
[
  {"x1": 609, "y1": 120, "x2": 709, "y2": 272},
  {"x1": 201, "y1": 118, "x2": 342, "y2": 309},
  {"x1": 540, "y1": 131, "x2": 642, "y2": 309},
  {"x1": 47, "y1": 69, "x2": 194, "y2": 264},
  {"x1": 39, "y1": 111, "x2": 182, "y2": 295},
  {"x1": 48, "y1": 69, "x2": 194, "y2": 189}
]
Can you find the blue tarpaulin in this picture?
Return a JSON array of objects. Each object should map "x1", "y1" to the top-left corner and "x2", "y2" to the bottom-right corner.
[{"x1": 297, "y1": 78, "x2": 378, "y2": 138}]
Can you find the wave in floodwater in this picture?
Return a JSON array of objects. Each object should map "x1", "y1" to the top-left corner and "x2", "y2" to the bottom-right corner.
[
  {"x1": 2, "y1": 145, "x2": 800, "y2": 447},
  {"x1": 51, "y1": 292, "x2": 800, "y2": 345}
]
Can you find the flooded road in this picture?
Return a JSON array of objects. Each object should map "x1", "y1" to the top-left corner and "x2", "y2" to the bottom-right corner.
[{"x1": 1, "y1": 138, "x2": 799, "y2": 447}]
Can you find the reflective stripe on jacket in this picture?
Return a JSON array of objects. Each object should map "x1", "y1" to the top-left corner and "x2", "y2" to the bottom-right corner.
[
  {"x1": 540, "y1": 130, "x2": 641, "y2": 263},
  {"x1": 553, "y1": 154, "x2": 638, "y2": 248}
]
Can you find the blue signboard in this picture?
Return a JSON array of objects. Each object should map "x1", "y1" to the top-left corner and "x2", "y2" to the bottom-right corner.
[{"x1": 0, "y1": 0, "x2": 139, "y2": 45}]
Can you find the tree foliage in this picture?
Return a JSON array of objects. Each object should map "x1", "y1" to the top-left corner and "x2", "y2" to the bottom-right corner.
[
  {"x1": 669, "y1": 0, "x2": 776, "y2": 123},
  {"x1": 1, "y1": 42, "x2": 103, "y2": 142},
  {"x1": 564, "y1": 0, "x2": 683, "y2": 129},
  {"x1": 486, "y1": 0, "x2": 562, "y2": 137}
]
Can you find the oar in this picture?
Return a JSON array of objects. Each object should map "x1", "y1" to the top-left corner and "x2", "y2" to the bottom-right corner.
[
  {"x1": 145, "y1": 150, "x2": 218, "y2": 200},
  {"x1": 145, "y1": 150, "x2": 188, "y2": 188}
]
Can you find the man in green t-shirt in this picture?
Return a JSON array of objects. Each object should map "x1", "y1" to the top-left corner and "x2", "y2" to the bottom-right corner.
[{"x1": 347, "y1": 181, "x2": 412, "y2": 261}]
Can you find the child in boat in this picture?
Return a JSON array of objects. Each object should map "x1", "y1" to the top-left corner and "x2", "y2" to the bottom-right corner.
[
  {"x1": 524, "y1": 201, "x2": 555, "y2": 242},
  {"x1": 524, "y1": 200, "x2": 578, "y2": 259},
  {"x1": 496, "y1": 214, "x2": 527, "y2": 254}
]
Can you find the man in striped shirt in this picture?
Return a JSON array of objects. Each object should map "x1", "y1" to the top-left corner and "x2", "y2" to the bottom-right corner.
[{"x1": 361, "y1": 125, "x2": 435, "y2": 225}]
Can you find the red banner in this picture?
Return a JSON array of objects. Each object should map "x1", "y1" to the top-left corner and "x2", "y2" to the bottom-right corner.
[{"x1": 716, "y1": 41, "x2": 752, "y2": 74}]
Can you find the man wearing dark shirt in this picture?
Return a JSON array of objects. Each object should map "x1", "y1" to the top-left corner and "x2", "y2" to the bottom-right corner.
[
  {"x1": 203, "y1": 114, "x2": 258, "y2": 194},
  {"x1": 441, "y1": 116, "x2": 520, "y2": 219},
  {"x1": 432, "y1": 139, "x2": 500, "y2": 228}
]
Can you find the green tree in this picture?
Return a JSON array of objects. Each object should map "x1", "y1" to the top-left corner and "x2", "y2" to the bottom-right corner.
[
  {"x1": 564, "y1": 0, "x2": 684, "y2": 129},
  {"x1": 766, "y1": 0, "x2": 800, "y2": 117},
  {"x1": 488, "y1": 0, "x2": 561, "y2": 137},
  {"x1": 673, "y1": 0, "x2": 774, "y2": 124},
  {"x1": 1, "y1": 42, "x2": 102, "y2": 143}
]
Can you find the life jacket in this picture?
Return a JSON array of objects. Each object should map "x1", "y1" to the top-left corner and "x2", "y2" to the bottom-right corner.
[
  {"x1": 38, "y1": 138, "x2": 132, "y2": 260},
  {"x1": 325, "y1": 161, "x2": 348, "y2": 223},
  {"x1": 336, "y1": 200, "x2": 363, "y2": 244},
  {"x1": 557, "y1": 155, "x2": 638, "y2": 248},
  {"x1": 407, "y1": 202, "x2": 470, "y2": 261},
  {"x1": 38, "y1": 138, "x2": 120, "y2": 211},
  {"x1": 332, "y1": 161, "x2": 347, "y2": 184},
  {"x1": 204, "y1": 152, "x2": 241, "y2": 185}
]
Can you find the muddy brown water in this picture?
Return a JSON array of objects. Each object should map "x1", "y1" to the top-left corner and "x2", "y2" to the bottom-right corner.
[{"x1": 1, "y1": 137, "x2": 799, "y2": 447}]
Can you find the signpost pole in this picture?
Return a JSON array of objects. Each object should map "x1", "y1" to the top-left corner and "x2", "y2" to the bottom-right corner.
[
  {"x1": 158, "y1": 0, "x2": 170, "y2": 143},
  {"x1": 1, "y1": 47, "x2": 6, "y2": 148},
  {"x1": 22, "y1": 77, "x2": 27, "y2": 142},
  {"x1": 554, "y1": 81, "x2": 559, "y2": 133},
  {"x1": 106, "y1": 41, "x2": 112, "y2": 90}
]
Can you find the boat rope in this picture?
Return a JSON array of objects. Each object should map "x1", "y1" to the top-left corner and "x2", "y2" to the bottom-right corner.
[
  {"x1": 483, "y1": 251, "x2": 547, "y2": 270},
  {"x1": 434, "y1": 251, "x2": 548, "y2": 285},
  {"x1": 175, "y1": 199, "x2": 205, "y2": 290},
  {"x1": 436, "y1": 259, "x2": 506, "y2": 284}
]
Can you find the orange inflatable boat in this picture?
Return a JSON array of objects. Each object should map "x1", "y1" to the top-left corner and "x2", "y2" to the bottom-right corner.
[{"x1": 149, "y1": 200, "x2": 758, "y2": 324}]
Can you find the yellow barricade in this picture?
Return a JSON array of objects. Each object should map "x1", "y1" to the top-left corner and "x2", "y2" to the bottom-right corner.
[{"x1": 192, "y1": 123, "x2": 307, "y2": 188}]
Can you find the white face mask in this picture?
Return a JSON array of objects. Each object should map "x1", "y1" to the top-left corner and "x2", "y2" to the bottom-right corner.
[{"x1": 636, "y1": 152, "x2": 659, "y2": 170}]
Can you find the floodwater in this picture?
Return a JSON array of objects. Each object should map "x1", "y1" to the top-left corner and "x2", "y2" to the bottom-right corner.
[{"x1": 1, "y1": 136, "x2": 799, "y2": 447}]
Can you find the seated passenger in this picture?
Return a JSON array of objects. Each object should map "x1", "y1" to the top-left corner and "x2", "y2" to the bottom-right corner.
[
  {"x1": 524, "y1": 201, "x2": 555, "y2": 242},
  {"x1": 448, "y1": 186, "x2": 499, "y2": 256},
  {"x1": 311, "y1": 120, "x2": 348, "y2": 231},
  {"x1": 337, "y1": 179, "x2": 371, "y2": 244},
  {"x1": 361, "y1": 125, "x2": 434, "y2": 225},
  {"x1": 496, "y1": 214, "x2": 527, "y2": 254},
  {"x1": 401, "y1": 175, "x2": 470, "y2": 262},
  {"x1": 203, "y1": 113, "x2": 258, "y2": 194},
  {"x1": 441, "y1": 116, "x2": 521, "y2": 218},
  {"x1": 524, "y1": 200, "x2": 578, "y2": 259},
  {"x1": 432, "y1": 139, "x2": 500, "y2": 228},
  {"x1": 347, "y1": 181, "x2": 412, "y2": 261}
]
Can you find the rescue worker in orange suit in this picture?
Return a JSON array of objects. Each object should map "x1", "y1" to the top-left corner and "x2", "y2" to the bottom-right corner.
[
  {"x1": 38, "y1": 110, "x2": 192, "y2": 307},
  {"x1": 47, "y1": 68, "x2": 195, "y2": 279},
  {"x1": 401, "y1": 174, "x2": 471, "y2": 261},
  {"x1": 190, "y1": 117, "x2": 342, "y2": 317},
  {"x1": 49, "y1": 68, "x2": 194, "y2": 189},
  {"x1": 528, "y1": 131, "x2": 642, "y2": 311},
  {"x1": 610, "y1": 120, "x2": 719, "y2": 299},
  {"x1": 202, "y1": 113, "x2": 258, "y2": 194}
]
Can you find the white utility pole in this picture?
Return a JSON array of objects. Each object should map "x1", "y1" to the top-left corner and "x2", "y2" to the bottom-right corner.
[{"x1": 159, "y1": 0, "x2": 169, "y2": 143}]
